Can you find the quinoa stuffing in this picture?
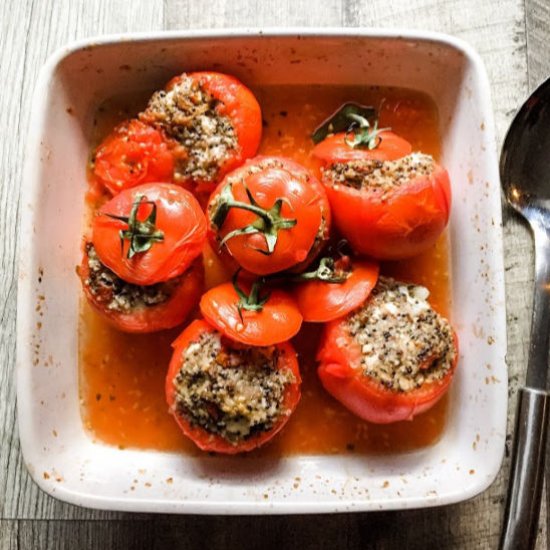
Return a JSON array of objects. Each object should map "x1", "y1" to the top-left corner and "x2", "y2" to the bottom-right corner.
[
  {"x1": 172, "y1": 331, "x2": 295, "y2": 443},
  {"x1": 139, "y1": 75, "x2": 238, "y2": 182},
  {"x1": 324, "y1": 153, "x2": 435, "y2": 198},
  {"x1": 84, "y1": 243, "x2": 177, "y2": 313},
  {"x1": 346, "y1": 277, "x2": 456, "y2": 392}
]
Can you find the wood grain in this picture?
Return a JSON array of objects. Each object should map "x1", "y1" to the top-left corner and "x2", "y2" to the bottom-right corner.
[
  {"x1": 0, "y1": 521, "x2": 17, "y2": 550},
  {"x1": 0, "y1": 0, "x2": 548, "y2": 548},
  {"x1": 526, "y1": 0, "x2": 550, "y2": 90},
  {"x1": 0, "y1": 513, "x2": 523, "y2": 550}
]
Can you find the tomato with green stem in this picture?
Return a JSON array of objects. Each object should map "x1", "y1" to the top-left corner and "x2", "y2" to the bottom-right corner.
[
  {"x1": 312, "y1": 130, "x2": 412, "y2": 165},
  {"x1": 311, "y1": 104, "x2": 412, "y2": 166},
  {"x1": 92, "y1": 183, "x2": 207, "y2": 285},
  {"x1": 207, "y1": 156, "x2": 330, "y2": 275},
  {"x1": 311, "y1": 104, "x2": 450, "y2": 260},
  {"x1": 291, "y1": 255, "x2": 380, "y2": 323},
  {"x1": 200, "y1": 271, "x2": 303, "y2": 346}
]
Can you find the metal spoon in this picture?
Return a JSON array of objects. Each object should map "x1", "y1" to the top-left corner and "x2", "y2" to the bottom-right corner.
[{"x1": 499, "y1": 76, "x2": 550, "y2": 550}]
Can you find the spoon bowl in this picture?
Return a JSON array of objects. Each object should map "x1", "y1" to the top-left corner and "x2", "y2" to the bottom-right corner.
[{"x1": 501, "y1": 77, "x2": 550, "y2": 215}]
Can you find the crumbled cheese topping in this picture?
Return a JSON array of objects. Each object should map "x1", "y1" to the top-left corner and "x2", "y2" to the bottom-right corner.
[
  {"x1": 324, "y1": 153, "x2": 435, "y2": 197},
  {"x1": 172, "y1": 331, "x2": 295, "y2": 444},
  {"x1": 346, "y1": 276, "x2": 456, "y2": 392},
  {"x1": 140, "y1": 75, "x2": 238, "y2": 182},
  {"x1": 84, "y1": 244, "x2": 175, "y2": 312}
]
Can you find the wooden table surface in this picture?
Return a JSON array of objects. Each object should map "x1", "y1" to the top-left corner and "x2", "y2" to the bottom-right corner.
[{"x1": 1, "y1": 0, "x2": 550, "y2": 548}]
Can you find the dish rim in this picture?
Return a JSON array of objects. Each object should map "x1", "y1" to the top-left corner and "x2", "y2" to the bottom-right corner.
[{"x1": 17, "y1": 27, "x2": 507, "y2": 514}]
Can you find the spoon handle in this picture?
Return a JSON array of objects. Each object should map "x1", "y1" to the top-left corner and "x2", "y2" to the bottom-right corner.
[{"x1": 499, "y1": 387, "x2": 550, "y2": 550}]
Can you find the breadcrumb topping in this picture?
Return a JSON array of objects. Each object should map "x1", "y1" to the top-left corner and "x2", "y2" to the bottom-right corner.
[
  {"x1": 84, "y1": 244, "x2": 176, "y2": 312},
  {"x1": 140, "y1": 75, "x2": 238, "y2": 182},
  {"x1": 324, "y1": 153, "x2": 435, "y2": 198},
  {"x1": 346, "y1": 277, "x2": 456, "y2": 392},
  {"x1": 173, "y1": 331, "x2": 295, "y2": 444}
]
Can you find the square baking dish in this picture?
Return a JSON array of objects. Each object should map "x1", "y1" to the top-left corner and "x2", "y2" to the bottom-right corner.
[{"x1": 17, "y1": 29, "x2": 507, "y2": 513}]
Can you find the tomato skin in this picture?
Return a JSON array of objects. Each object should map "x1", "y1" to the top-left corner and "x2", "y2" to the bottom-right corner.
[
  {"x1": 317, "y1": 319, "x2": 458, "y2": 424},
  {"x1": 79, "y1": 249, "x2": 203, "y2": 333},
  {"x1": 200, "y1": 282, "x2": 303, "y2": 346},
  {"x1": 165, "y1": 319, "x2": 301, "y2": 454},
  {"x1": 93, "y1": 119, "x2": 174, "y2": 195},
  {"x1": 145, "y1": 72, "x2": 262, "y2": 195},
  {"x1": 312, "y1": 130, "x2": 412, "y2": 166},
  {"x1": 207, "y1": 156, "x2": 330, "y2": 275},
  {"x1": 293, "y1": 259, "x2": 379, "y2": 323},
  {"x1": 92, "y1": 183, "x2": 207, "y2": 285},
  {"x1": 324, "y1": 164, "x2": 451, "y2": 260}
]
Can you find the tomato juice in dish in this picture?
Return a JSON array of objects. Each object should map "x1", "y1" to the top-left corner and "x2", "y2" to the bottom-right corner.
[{"x1": 79, "y1": 84, "x2": 451, "y2": 455}]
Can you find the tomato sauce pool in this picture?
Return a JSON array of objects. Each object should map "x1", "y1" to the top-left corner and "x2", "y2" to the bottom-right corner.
[{"x1": 79, "y1": 85, "x2": 451, "y2": 456}]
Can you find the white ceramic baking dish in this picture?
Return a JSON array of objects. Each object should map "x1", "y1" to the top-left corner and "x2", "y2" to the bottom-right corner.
[{"x1": 17, "y1": 28, "x2": 507, "y2": 514}]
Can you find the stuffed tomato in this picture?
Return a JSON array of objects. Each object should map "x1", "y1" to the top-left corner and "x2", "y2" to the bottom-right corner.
[
  {"x1": 78, "y1": 243, "x2": 203, "y2": 333},
  {"x1": 139, "y1": 71, "x2": 262, "y2": 194},
  {"x1": 165, "y1": 319, "x2": 301, "y2": 453},
  {"x1": 92, "y1": 183, "x2": 207, "y2": 285},
  {"x1": 207, "y1": 156, "x2": 331, "y2": 275},
  {"x1": 317, "y1": 277, "x2": 458, "y2": 424},
  {"x1": 320, "y1": 153, "x2": 451, "y2": 260},
  {"x1": 311, "y1": 105, "x2": 450, "y2": 260}
]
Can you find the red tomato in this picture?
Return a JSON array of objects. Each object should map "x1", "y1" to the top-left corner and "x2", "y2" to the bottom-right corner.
[
  {"x1": 292, "y1": 257, "x2": 379, "y2": 322},
  {"x1": 79, "y1": 244, "x2": 203, "y2": 333},
  {"x1": 165, "y1": 319, "x2": 301, "y2": 454},
  {"x1": 317, "y1": 306, "x2": 458, "y2": 424},
  {"x1": 140, "y1": 72, "x2": 262, "y2": 194},
  {"x1": 323, "y1": 161, "x2": 451, "y2": 259},
  {"x1": 92, "y1": 183, "x2": 207, "y2": 285},
  {"x1": 200, "y1": 279, "x2": 303, "y2": 346},
  {"x1": 207, "y1": 156, "x2": 330, "y2": 275},
  {"x1": 312, "y1": 130, "x2": 412, "y2": 166},
  {"x1": 92, "y1": 119, "x2": 174, "y2": 195}
]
